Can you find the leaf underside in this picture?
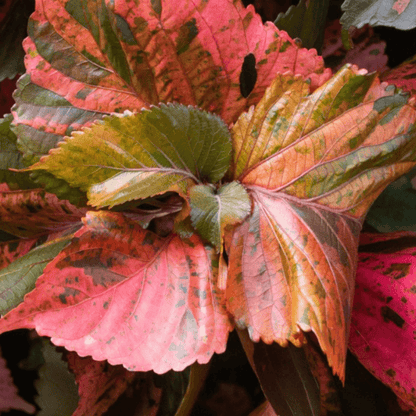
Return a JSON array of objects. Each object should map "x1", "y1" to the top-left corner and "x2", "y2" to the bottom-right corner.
[{"x1": 341, "y1": 0, "x2": 416, "y2": 31}]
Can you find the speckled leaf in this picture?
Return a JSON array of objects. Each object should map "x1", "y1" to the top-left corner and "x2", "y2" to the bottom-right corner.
[
  {"x1": 382, "y1": 53, "x2": 416, "y2": 95},
  {"x1": 0, "y1": 186, "x2": 86, "y2": 237},
  {"x1": 226, "y1": 66, "x2": 416, "y2": 380},
  {"x1": 189, "y1": 182, "x2": 251, "y2": 251},
  {"x1": 341, "y1": 0, "x2": 416, "y2": 30},
  {"x1": 0, "y1": 114, "x2": 37, "y2": 190},
  {"x1": 0, "y1": 230, "x2": 75, "y2": 316},
  {"x1": 65, "y1": 352, "x2": 137, "y2": 416},
  {"x1": 28, "y1": 105, "x2": 231, "y2": 207},
  {"x1": 350, "y1": 231, "x2": 416, "y2": 411},
  {"x1": 0, "y1": 211, "x2": 232, "y2": 373},
  {"x1": 13, "y1": 0, "x2": 331, "y2": 170}
]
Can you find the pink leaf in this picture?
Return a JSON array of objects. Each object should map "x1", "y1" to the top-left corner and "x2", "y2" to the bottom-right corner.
[
  {"x1": 0, "y1": 349, "x2": 35, "y2": 414},
  {"x1": 0, "y1": 211, "x2": 232, "y2": 373},
  {"x1": 350, "y1": 232, "x2": 416, "y2": 410}
]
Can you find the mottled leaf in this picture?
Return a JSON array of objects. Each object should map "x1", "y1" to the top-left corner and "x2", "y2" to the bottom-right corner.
[
  {"x1": 0, "y1": 211, "x2": 232, "y2": 373},
  {"x1": 189, "y1": 182, "x2": 251, "y2": 251},
  {"x1": 274, "y1": 0, "x2": 329, "y2": 51},
  {"x1": 0, "y1": 237, "x2": 41, "y2": 271},
  {"x1": 0, "y1": 230, "x2": 76, "y2": 316},
  {"x1": 35, "y1": 339, "x2": 79, "y2": 416},
  {"x1": 0, "y1": 348, "x2": 35, "y2": 414},
  {"x1": 13, "y1": 0, "x2": 331, "y2": 171},
  {"x1": 350, "y1": 231, "x2": 416, "y2": 410},
  {"x1": 382, "y1": 53, "x2": 416, "y2": 95},
  {"x1": 0, "y1": 114, "x2": 38, "y2": 189},
  {"x1": 65, "y1": 352, "x2": 136, "y2": 416},
  {"x1": 226, "y1": 65, "x2": 416, "y2": 379},
  {"x1": 0, "y1": 186, "x2": 86, "y2": 237},
  {"x1": 27, "y1": 104, "x2": 231, "y2": 207},
  {"x1": 341, "y1": 0, "x2": 416, "y2": 30},
  {"x1": 0, "y1": 0, "x2": 33, "y2": 82}
]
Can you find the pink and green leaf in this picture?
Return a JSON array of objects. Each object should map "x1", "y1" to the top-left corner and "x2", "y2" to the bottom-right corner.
[
  {"x1": 13, "y1": 0, "x2": 331, "y2": 168},
  {"x1": 350, "y1": 231, "x2": 416, "y2": 410},
  {"x1": 0, "y1": 211, "x2": 232, "y2": 373},
  {"x1": 0, "y1": 230, "x2": 76, "y2": 316},
  {"x1": 226, "y1": 66, "x2": 416, "y2": 379}
]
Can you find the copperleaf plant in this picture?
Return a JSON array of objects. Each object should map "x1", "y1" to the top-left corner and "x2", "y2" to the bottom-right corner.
[{"x1": 2, "y1": 0, "x2": 416, "y2": 415}]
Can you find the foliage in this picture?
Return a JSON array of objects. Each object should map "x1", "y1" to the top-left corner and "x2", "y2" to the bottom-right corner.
[{"x1": 1, "y1": 0, "x2": 416, "y2": 415}]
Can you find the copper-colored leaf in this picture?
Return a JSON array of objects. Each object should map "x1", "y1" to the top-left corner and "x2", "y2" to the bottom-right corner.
[
  {"x1": 0, "y1": 186, "x2": 86, "y2": 237},
  {"x1": 0, "y1": 211, "x2": 232, "y2": 373},
  {"x1": 226, "y1": 65, "x2": 416, "y2": 379},
  {"x1": 350, "y1": 231, "x2": 416, "y2": 410},
  {"x1": 13, "y1": 0, "x2": 331, "y2": 168},
  {"x1": 66, "y1": 352, "x2": 136, "y2": 416},
  {"x1": 382, "y1": 53, "x2": 416, "y2": 95}
]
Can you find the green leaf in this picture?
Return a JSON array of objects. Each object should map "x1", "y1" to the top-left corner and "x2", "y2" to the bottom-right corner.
[
  {"x1": 238, "y1": 329, "x2": 320, "y2": 416},
  {"x1": 0, "y1": 231, "x2": 75, "y2": 316},
  {"x1": 189, "y1": 182, "x2": 251, "y2": 251},
  {"x1": 365, "y1": 166, "x2": 416, "y2": 232},
  {"x1": 155, "y1": 368, "x2": 191, "y2": 416},
  {"x1": 274, "y1": 0, "x2": 329, "y2": 51},
  {"x1": 28, "y1": 104, "x2": 232, "y2": 208},
  {"x1": 341, "y1": 0, "x2": 416, "y2": 31},
  {"x1": 0, "y1": 0, "x2": 33, "y2": 82},
  {"x1": 35, "y1": 339, "x2": 79, "y2": 416},
  {"x1": 0, "y1": 114, "x2": 37, "y2": 189}
]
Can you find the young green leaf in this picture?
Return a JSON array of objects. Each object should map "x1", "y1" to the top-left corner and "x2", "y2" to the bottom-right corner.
[
  {"x1": 226, "y1": 65, "x2": 416, "y2": 380},
  {"x1": 27, "y1": 104, "x2": 232, "y2": 207},
  {"x1": 189, "y1": 182, "x2": 251, "y2": 251}
]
